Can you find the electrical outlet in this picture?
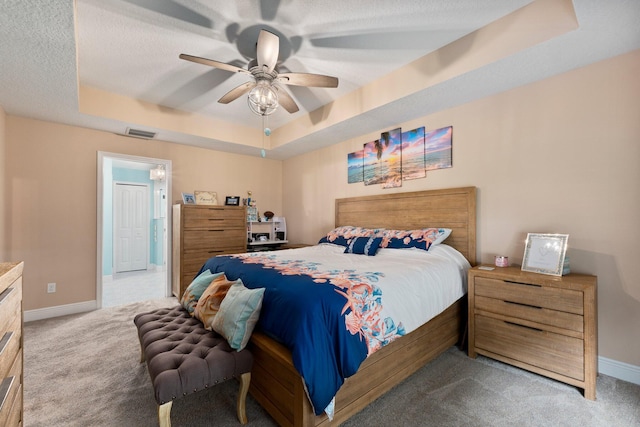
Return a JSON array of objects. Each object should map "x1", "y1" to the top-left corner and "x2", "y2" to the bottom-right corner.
[{"x1": 47, "y1": 282, "x2": 56, "y2": 293}]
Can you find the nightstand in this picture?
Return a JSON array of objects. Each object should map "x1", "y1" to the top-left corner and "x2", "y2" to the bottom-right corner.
[{"x1": 468, "y1": 265, "x2": 597, "y2": 400}]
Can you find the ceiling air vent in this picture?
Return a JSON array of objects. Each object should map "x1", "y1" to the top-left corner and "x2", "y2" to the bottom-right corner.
[{"x1": 125, "y1": 127, "x2": 156, "y2": 139}]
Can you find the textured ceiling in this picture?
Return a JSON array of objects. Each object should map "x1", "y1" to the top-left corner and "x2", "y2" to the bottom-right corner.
[{"x1": 1, "y1": 0, "x2": 639, "y2": 159}]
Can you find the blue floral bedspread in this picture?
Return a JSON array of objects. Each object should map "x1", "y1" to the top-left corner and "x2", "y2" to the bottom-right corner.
[{"x1": 197, "y1": 251, "x2": 405, "y2": 415}]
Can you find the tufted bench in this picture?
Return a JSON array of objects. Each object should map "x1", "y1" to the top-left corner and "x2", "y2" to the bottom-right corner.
[{"x1": 134, "y1": 305, "x2": 253, "y2": 427}]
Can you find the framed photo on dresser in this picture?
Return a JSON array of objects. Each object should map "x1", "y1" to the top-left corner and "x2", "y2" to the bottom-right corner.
[{"x1": 522, "y1": 233, "x2": 569, "y2": 276}]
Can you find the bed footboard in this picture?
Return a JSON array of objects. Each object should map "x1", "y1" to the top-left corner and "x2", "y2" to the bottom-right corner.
[{"x1": 248, "y1": 297, "x2": 464, "y2": 427}]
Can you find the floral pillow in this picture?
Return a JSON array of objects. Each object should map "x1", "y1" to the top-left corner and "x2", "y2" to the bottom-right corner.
[
  {"x1": 194, "y1": 274, "x2": 236, "y2": 330},
  {"x1": 318, "y1": 226, "x2": 383, "y2": 247},
  {"x1": 378, "y1": 228, "x2": 452, "y2": 251}
]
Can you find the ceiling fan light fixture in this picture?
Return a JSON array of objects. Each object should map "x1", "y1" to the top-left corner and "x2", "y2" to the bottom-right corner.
[{"x1": 248, "y1": 80, "x2": 279, "y2": 116}]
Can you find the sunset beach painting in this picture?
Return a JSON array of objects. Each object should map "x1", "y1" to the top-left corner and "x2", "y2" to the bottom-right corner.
[
  {"x1": 425, "y1": 126, "x2": 452, "y2": 170},
  {"x1": 401, "y1": 126, "x2": 426, "y2": 181},
  {"x1": 363, "y1": 127, "x2": 402, "y2": 188}
]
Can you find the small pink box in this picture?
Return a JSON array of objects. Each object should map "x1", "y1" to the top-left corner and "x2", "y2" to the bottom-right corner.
[{"x1": 494, "y1": 256, "x2": 509, "y2": 267}]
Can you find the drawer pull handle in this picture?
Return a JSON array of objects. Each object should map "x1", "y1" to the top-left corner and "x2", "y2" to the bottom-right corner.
[
  {"x1": 207, "y1": 229, "x2": 224, "y2": 232},
  {"x1": 207, "y1": 250, "x2": 224, "y2": 254},
  {"x1": 0, "y1": 376, "x2": 16, "y2": 412},
  {"x1": 505, "y1": 321, "x2": 543, "y2": 332},
  {"x1": 0, "y1": 332, "x2": 13, "y2": 357},
  {"x1": 505, "y1": 300, "x2": 542, "y2": 310},
  {"x1": 0, "y1": 287, "x2": 15, "y2": 306},
  {"x1": 505, "y1": 280, "x2": 541, "y2": 288},
  {"x1": 207, "y1": 218, "x2": 224, "y2": 221}
]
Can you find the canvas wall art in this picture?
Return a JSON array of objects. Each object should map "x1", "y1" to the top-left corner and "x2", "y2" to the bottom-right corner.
[
  {"x1": 347, "y1": 150, "x2": 364, "y2": 183},
  {"x1": 425, "y1": 126, "x2": 453, "y2": 170},
  {"x1": 401, "y1": 126, "x2": 426, "y2": 181}
]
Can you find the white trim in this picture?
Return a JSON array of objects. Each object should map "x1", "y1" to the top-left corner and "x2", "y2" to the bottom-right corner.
[
  {"x1": 24, "y1": 300, "x2": 97, "y2": 323},
  {"x1": 599, "y1": 356, "x2": 640, "y2": 386},
  {"x1": 97, "y1": 151, "x2": 173, "y2": 309}
]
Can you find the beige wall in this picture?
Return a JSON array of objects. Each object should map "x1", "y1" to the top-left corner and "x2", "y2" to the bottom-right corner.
[
  {"x1": 0, "y1": 106, "x2": 6, "y2": 261},
  {"x1": 5, "y1": 119, "x2": 282, "y2": 311},
  {"x1": 282, "y1": 50, "x2": 640, "y2": 366}
]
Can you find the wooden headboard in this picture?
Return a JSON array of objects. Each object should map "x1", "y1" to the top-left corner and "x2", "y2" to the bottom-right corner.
[{"x1": 335, "y1": 187, "x2": 477, "y2": 265}]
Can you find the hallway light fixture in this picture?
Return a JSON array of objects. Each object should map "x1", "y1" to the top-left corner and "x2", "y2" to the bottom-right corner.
[{"x1": 150, "y1": 165, "x2": 165, "y2": 181}]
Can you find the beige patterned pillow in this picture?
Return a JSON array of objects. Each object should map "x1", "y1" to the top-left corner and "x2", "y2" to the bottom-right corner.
[{"x1": 193, "y1": 274, "x2": 235, "y2": 329}]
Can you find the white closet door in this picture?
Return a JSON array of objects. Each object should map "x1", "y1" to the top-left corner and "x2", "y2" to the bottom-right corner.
[{"x1": 114, "y1": 183, "x2": 148, "y2": 272}]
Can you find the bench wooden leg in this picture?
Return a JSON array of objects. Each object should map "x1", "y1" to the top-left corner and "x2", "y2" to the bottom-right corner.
[
  {"x1": 158, "y1": 401, "x2": 172, "y2": 427},
  {"x1": 237, "y1": 372, "x2": 251, "y2": 424}
]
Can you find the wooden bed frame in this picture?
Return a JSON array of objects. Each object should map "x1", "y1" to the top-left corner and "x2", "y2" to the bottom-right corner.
[{"x1": 247, "y1": 187, "x2": 477, "y2": 427}]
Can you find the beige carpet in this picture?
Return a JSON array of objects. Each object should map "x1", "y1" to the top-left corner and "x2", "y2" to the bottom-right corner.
[{"x1": 23, "y1": 297, "x2": 640, "y2": 426}]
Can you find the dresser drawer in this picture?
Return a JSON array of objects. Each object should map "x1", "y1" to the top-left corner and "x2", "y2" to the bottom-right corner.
[
  {"x1": 475, "y1": 315, "x2": 584, "y2": 381},
  {"x1": 183, "y1": 207, "x2": 245, "y2": 229},
  {"x1": 474, "y1": 295, "x2": 584, "y2": 334},
  {"x1": 0, "y1": 284, "x2": 21, "y2": 338},
  {"x1": 0, "y1": 321, "x2": 21, "y2": 379},
  {"x1": 183, "y1": 229, "x2": 246, "y2": 250},
  {"x1": 475, "y1": 277, "x2": 584, "y2": 315},
  {"x1": 0, "y1": 376, "x2": 20, "y2": 427}
]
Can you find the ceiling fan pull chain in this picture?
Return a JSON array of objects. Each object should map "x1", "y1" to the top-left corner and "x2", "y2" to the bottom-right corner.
[{"x1": 261, "y1": 115, "x2": 267, "y2": 158}]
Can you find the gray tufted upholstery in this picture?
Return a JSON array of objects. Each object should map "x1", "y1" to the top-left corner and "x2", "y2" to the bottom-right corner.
[{"x1": 134, "y1": 305, "x2": 253, "y2": 425}]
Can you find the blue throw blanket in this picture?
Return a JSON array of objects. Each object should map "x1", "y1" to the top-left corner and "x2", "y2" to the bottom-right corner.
[{"x1": 197, "y1": 251, "x2": 402, "y2": 415}]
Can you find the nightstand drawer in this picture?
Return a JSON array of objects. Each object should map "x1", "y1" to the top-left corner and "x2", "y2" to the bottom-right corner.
[
  {"x1": 475, "y1": 277, "x2": 584, "y2": 315},
  {"x1": 475, "y1": 295, "x2": 584, "y2": 334},
  {"x1": 475, "y1": 315, "x2": 584, "y2": 381}
]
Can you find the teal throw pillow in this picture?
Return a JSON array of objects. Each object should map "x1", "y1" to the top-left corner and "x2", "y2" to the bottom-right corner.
[
  {"x1": 181, "y1": 270, "x2": 225, "y2": 316},
  {"x1": 212, "y1": 281, "x2": 265, "y2": 351}
]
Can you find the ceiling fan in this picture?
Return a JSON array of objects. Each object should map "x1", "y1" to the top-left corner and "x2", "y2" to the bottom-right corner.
[{"x1": 179, "y1": 29, "x2": 339, "y2": 116}]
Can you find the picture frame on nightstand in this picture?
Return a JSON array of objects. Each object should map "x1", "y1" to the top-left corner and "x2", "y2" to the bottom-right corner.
[{"x1": 521, "y1": 233, "x2": 569, "y2": 276}]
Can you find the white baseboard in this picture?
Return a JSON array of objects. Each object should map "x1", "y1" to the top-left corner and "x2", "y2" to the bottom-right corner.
[
  {"x1": 599, "y1": 356, "x2": 640, "y2": 386},
  {"x1": 21, "y1": 301, "x2": 640, "y2": 387},
  {"x1": 24, "y1": 300, "x2": 97, "y2": 322}
]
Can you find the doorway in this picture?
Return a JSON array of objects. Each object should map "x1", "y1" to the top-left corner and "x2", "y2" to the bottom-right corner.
[{"x1": 97, "y1": 152, "x2": 172, "y2": 308}]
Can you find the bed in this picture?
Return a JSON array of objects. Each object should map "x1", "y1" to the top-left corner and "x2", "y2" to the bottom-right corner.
[{"x1": 200, "y1": 187, "x2": 476, "y2": 426}]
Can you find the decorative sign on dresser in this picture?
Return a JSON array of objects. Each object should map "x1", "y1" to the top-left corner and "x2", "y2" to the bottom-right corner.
[
  {"x1": 0, "y1": 261, "x2": 24, "y2": 426},
  {"x1": 172, "y1": 204, "x2": 246, "y2": 297},
  {"x1": 467, "y1": 265, "x2": 597, "y2": 400}
]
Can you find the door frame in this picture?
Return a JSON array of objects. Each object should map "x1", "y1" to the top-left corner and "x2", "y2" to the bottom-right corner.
[{"x1": 97, "y1": 151, "x2": 172, "y2": 309}]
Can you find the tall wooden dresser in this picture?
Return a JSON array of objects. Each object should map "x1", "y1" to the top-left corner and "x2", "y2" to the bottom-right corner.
[
  {"x1": 172, "y1": 204, "x2": 246, "y2": 297},
  {"x1": 0, "y1": 261, "x2": 24, "y2": 427},
  {"x1": 468, "y1": 265, "x2": 597, "y2": 400}
]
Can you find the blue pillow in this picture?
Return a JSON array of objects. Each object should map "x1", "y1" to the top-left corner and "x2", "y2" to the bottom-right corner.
[
  {"x1": 180, "y1": 270, "x2": 225, "y2": 316},
  {"x1": 344, "y1": 236, "x2": 383, "y2": 256},
  {"x1": 212, "y1": 281, "x2": 266, "y2": 351}
]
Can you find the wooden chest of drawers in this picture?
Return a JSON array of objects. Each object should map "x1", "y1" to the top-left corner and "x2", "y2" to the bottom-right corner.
[
  {"x1": 468, "y1": 265, "x2": 597, "y2": 400},
  {"x1": 172, "y1": 204, "x2": 246, "y2": 297},
  {"x1": 0, "y1": 261, "x2": 24, "y2": 427}
]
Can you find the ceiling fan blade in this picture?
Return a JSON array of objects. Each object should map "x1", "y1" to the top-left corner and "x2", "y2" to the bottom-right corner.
[
  {"x1": 278, "y1": 72, "x2": 338, "y2": 88},
  {"x1": 274, "y1": 87, "x2": 299, "y2": 113},
  {"x1": 218, "y1": 81, "x2": 256, "y2": 104},
  {"x1": 256, "y1": 30, "x2": 279, "y2": 73},
  {"x1": 179, "y1": 54, "x2": 250, "y2": 75}
]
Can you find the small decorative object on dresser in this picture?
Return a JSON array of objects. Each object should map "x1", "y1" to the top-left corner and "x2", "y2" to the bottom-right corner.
[
  {"x1": 225, "y1": 196, "x2": 240, "y2": 206},
  {"x1": 522, "y1": 233, "x2": 569, "y2": 276},
  {"x1": 181, "y1": 192, "x2": 195, "y2": 204},
  {"x1": 468, "y1": 265, "x2": 597, "y2": 400},
  {"x1": 194, "y1": 191, "x2": 217, "y2": 205},
  {"x1": 0, "y1": 261, "x2": 24, "y2": 427}
]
